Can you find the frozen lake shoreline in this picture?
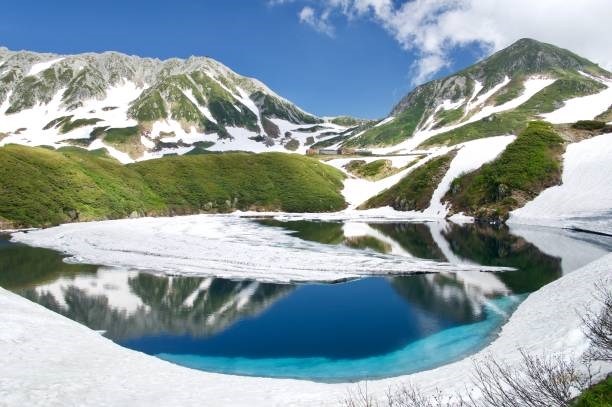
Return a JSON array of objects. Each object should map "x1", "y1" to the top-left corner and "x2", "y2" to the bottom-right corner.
[{"x1": 11, "y1": 215, "x2": 513, "y2": 283}]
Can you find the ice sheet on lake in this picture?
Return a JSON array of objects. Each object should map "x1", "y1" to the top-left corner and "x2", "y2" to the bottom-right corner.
[{"x1": 11, "y1": 215, "x2": 511, "y2": 283}]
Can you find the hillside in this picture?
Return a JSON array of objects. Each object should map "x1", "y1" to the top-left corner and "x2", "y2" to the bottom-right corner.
[
  {"x1": 0, "y1": 47, "x2": 363, "y2": 160},
  {"x1": 0, "y1": 145, "x2": 346, "y2": 228},
  {"x1": 344, "y1": 38, "x2": 611, "y2": 149}
]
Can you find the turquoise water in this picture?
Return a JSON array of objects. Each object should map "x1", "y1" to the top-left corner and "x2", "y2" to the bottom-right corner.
[
  {"x1": 2, "y1": 221, "x2": 609, "y2": 382},
  {"x1": 158, "y1": 295, "x2": 523, "y2": 382}
]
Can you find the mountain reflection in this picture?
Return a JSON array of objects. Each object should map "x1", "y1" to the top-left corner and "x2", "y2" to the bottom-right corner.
[{"x1": 10, "y1": 263, "x2": 292, "y2": 341}]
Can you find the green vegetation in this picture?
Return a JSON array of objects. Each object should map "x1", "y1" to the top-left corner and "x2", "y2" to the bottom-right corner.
[
  {"x1": 344, "y1": 159, "x2": 399, "y2": 181},
  {"x1": 294, "y1": 125, "x2": 329, "y2": 133},
  {"x1": 311, "y1": 135, "x2": 346, "y2": 149},
  {"x1": 345, "y1": 39, "x2": 610, "y2": 149},
  {"x1": 101, "y1": 126, "x2": 143, "y2": 159},
  {"x1": 346, "y1": 99, "x2": 426, "y2": 147},
  {"x1": 423, "y1": 111, "x2": 528, "y2": 147},
  {"x1": 262, "y1": 116, "x2": 280, "y2": 138},
  {"x1": 493, "y1": 76, "x2": 525, "y2": 105},
  {"x1": 131, "y1": 152, "x2": 345, "y2": 214},
  {"x1": 0, "y1": 145, "x2": 346, "y2": 228},
  {"x1": 44, "y1": 116, "x2": 73, "y2": 130},
  {"x1": 284, "y1": 138, "x2": 300, "y2": 151},
  {"x1": 329, "y1": 116, "x2": 368, "y2": 126},
  {"x1": 251, "y1": 91, "x2": 321, "y2": 124},
  {"x1": 344, "y1": 236, "x2": 391, "y2": 254},
  {"x1": 360, "y1": 152, "x2": 455, "y2": 210},
  {"x1": 44, "y1": 115, "x2": 103, "y2": 134},
  {"x1": 129, "y1": 89, "x2": 168, "y2": 122},
  {"x1": 0, "y1": 145, "x2": 165, "y2": 227},
  {"x1": 60, "y1": 118, "x2": 102, "y2": 134},
  {"x1": 184, "y1": 141, "x2": 215, "y2": 155},
  {"x1": 572, "y1": 120, "x2": 607, "y2": 130},
  {"x1": 433, "y1": 107, "x2": 464, "y2": 128},
  {"x1": 127, "y1": 72, "x2": 248, "y2": 138},
  {"x1": 572, "y1": 377, "x2": 612, "y2": 406},
  {"x1": 445, "y1": 121, "x2": 564, "y2": 222}
]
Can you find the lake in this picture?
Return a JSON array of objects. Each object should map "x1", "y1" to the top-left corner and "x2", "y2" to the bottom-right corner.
[{"x1": 1, "y1": 220, "x2": 610, "y2": 382}]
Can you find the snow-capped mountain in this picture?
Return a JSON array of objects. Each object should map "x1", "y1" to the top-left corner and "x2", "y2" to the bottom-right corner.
[
  {"x1": 0, "y1": 47, "x2": 360, "y2": 162},
  {"x1": 345, "y1": 38, "x2": 612, "y2": 150}
]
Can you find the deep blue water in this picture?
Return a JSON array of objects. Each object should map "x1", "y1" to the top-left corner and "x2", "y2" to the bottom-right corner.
[{"x1": 2, "y1": 221, "x2": 610, "y2": 382}]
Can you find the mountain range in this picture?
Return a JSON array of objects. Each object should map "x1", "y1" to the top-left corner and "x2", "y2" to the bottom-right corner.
[
  {"x1": 1, "y1": 38, "x2": 611, "y2": 229},
  {"x1": 0, "y1": 47, "x2": 366, "y2": 162}
]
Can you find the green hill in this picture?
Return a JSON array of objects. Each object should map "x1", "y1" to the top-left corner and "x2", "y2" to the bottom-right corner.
[{"x1": 0, "y1": 145, "x2": 345, "y2": 228}]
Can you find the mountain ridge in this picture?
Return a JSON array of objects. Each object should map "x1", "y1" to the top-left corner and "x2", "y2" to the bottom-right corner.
[
  {"x1": 0, "y1": 46, "x2": 364, "y2": 160},
  {"x1": 345, "y1": 38, "x2": 611, "y2": 148}
]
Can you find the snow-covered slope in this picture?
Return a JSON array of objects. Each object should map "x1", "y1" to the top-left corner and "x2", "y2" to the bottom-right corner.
[
  {"x1": 0, "y1": 47, "x2": 359, "y2": 160},
  {"x1": 346, "y1": 39, "x2": 611, "y2": 151},
  {"x1": 509, "y1": 132, "x2": 612, "y2": 235}
]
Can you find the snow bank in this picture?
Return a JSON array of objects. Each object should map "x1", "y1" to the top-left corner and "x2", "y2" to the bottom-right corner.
[
  {"x1": 509, "y1": 133, "x2": 612, "y2": 235},
  {"x1": 424, "y1": 136, "x2": 515, "y2": 217},
  {"x1": 340, "y1": 150, "x2": 449, "y2": 209},
  {"x1": 541, "y1": 76, "x2": 612, "y2": 124},
  {"x1": 338, "y1": 136, "x2": 513, "y2": 216},
  {"x1": 11, "y1": 215, "x2": 510, "y2": 284},
  {"x1": 1, "y1": 250, "x2": 609, "y2": 406}
]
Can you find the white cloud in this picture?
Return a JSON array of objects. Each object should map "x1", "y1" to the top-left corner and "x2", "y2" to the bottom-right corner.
[
  {"x1": 273, "y1": 0, "x2": 612, "y2": 84},
  {"x1": 299, "y1": 6, "x2": 335, "y2": 37}
]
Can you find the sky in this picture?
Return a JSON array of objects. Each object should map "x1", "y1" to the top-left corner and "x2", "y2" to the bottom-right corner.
[{"x1": 1, "y1": 0, "x2": 611, "y2": 119}]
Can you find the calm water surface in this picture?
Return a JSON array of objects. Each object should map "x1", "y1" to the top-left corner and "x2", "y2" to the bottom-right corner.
[{"x1": 1, "y1": 220, "x2": 610, "y2": 381}]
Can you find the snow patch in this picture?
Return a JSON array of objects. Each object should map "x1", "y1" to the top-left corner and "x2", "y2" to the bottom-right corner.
[
  {"x1": 541, "y1": 77, "x2": 612, "y2": 123},
  {"x1": 375, "y1": 116, "x2": 394, "y2": 127},
  {"x1": 424, "y1": 136, "x2": 515, "y2": 217},
  {"x1": 27, "y1": 57, "x2": 65, "y2": 76}
]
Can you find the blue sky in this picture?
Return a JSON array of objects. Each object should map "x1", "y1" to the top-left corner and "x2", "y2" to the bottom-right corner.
[{"x1": 1, "y1": 0, "x2": 610, "y2": 119}]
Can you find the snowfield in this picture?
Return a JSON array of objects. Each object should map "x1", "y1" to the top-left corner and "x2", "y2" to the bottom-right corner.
[
  {"x1": 541, "y1": 74, "x2": 612, "y2": 123},
  {"x1": 1, "y1": 250, "x2": 609, "y2": 407},
  {"x1": 509, "y1": 133, "x2": 612, "y2": 235},
  {"x1": 10, "y1": 215, "x2": 511, "y2": 283}
]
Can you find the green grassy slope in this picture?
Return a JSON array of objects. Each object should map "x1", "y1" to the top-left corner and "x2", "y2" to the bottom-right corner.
[
  {"x1": 131, "y1": 152, "x2": 346, "y2": 213},
  {"x1": 0, "y1": 145, "x2": 165, "y2": 228},
  {"x1": 0, "y1": 146, "x2": 346, "y2": 228},
  {"x1": 444, "y1": 121, "x2": 564, "y2": 222},
  {"x1": 360, "y1": 152, "x2": 455, "y2": 210}
]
